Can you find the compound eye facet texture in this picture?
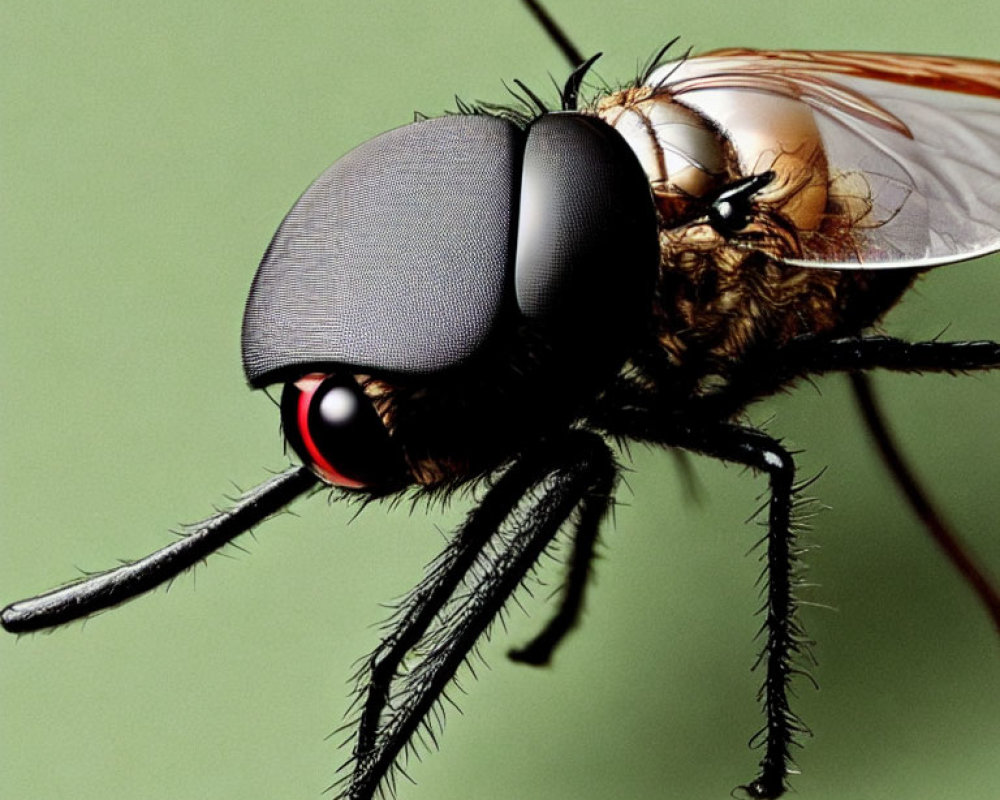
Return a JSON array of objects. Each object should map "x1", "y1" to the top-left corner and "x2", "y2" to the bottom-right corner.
[
  {"x1": 280, "y1": 373, "x2": 404, "y2": 489},
  {"x1": 514, "y1": 113, "x2": 659, "y2": 354},
  {"x1": 243, "y1": 115, "x2": 521, "y2": 384}
]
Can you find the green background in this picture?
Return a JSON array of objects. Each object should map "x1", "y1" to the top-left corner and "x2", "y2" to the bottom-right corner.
[{"x1": 2, "y1": 1, "x2": 998, "y2": 798}]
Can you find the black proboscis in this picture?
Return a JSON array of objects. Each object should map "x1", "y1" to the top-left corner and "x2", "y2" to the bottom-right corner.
[{"x1": 1, "y1": 466, "x2": 318, "y2": 634}]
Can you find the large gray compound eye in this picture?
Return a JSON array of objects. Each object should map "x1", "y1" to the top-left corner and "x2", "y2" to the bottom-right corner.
[
  {"x1": 242, "y1": 116, "x2": 521, "y2": 384},
  {"x1": 514, "y1": 113, "x2": 660, "y2": 355}
]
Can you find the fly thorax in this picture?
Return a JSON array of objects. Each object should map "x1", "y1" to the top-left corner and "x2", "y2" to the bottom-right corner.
[
  {"x1": 593, "y1": 84, "x2": 873, "y2": 374},
  {"x1": 595, "y1": 87, "x2": 734, "y2": 225},
  {"x1": 595, "y1": 85, "x2": 832, "y2": 236}
]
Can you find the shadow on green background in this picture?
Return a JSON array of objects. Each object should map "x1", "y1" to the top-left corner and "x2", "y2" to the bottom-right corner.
[{"x1": 2, "y1": 2, "x2": 997, "y2": 799}]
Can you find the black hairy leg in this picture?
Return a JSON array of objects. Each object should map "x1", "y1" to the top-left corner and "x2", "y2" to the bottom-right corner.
[
  {"x1": 506, "y1": 454, "x2": 609, "y2": 665},
  {"x1": 697, "y1": 335, "x2": 1000, "y2": 421},
  {"x1": 690, "y1": 334, "x2": 1000, "y2": 630},
  {"x1": 341, "y1": 430, "x2": 618, "y2": 800},
  {"x1": 594, "y1": 407, "x2": 812, "y2": 800},
  {"x1": 610, "y1": 334, "x2": 1000, "y2": 633}
]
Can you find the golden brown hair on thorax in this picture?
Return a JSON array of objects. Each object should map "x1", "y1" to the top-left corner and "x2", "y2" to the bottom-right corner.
[{"x1": 592, "y1": 81, "x2": 917, "y2": 387}]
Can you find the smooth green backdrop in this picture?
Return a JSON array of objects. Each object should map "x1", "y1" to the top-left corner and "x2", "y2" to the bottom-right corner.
[{"x1": 2, "y1": 2, "x2": 998, "y2": 799}]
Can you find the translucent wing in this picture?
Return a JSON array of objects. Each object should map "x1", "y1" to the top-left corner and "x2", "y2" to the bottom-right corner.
[{"x1": 647, "y1": 49, "x2": 1000, "y2": 269}]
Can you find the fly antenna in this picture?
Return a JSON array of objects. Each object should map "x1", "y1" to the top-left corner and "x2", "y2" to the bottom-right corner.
[{"x1": 521, "y1": 0, "x2": 585, "y2": 68}]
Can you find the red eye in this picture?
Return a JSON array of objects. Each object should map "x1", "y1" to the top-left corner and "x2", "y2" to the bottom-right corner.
[{"x1": 280, "y1": 373, "x2": 405, "y2": 489}]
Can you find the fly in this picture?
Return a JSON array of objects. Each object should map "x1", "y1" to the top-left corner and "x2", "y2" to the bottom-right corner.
[{"x1": 3, "y1": 2, "x2": 999, "y2": 799}]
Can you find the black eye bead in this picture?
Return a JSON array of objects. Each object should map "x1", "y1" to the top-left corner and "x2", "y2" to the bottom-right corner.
[
  {"x1": 280, "y1": 373, "x2": 405, "y2": 489},
  {"x1": 707, "y1": 171, "x2": 775, "y2": 236}
]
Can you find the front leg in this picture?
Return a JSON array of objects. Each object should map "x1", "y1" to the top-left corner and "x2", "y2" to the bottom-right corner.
[
  {"x1": 507, "y1": 464, "x2": 608, "y2": 666},
  {"x1": 342, "y1": 430, "x2": 617, "y2": 800}
]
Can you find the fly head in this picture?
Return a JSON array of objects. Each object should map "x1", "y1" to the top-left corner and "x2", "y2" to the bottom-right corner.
[{"x1": 243, "y1": 110, "x2": 659, "y2": 491}]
